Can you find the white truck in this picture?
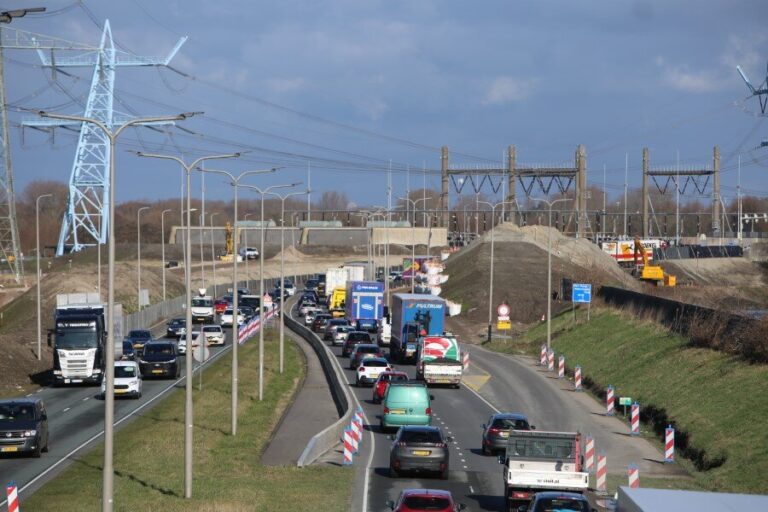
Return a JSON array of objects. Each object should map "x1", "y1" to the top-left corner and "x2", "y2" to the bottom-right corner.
[
  {"x1": 190, "y1": 288, "x2": 215, "y2": 324},
  {"x1": 415, "y1": 335, "x2": 463, "y2": 387},
  {"x1": 501, "y1": 430, "x2": 589, "y2": 510},
  {"x1": 325, "y1": 268, "x2": 347, "y2": 298}
]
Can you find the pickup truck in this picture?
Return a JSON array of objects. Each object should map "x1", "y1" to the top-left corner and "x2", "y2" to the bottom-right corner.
[
  {"x1": 415, "y1": 335, "x2": 463, "y2": 387},
  {"x1": 501, "y1": 430, "x2": 589, "y2": 509}
]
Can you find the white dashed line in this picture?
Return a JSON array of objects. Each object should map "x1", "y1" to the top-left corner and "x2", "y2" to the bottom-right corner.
[
  {"x1": 82, "y1": 397, "x2": 90, "y2": 401},
  {"x1": 461, "y1": 458, "x2": 466, "y2": 463},
  {"x1": 62, "y1": 407, "x2": 70, "y2": 412},
  {"x1": 469, "y1": 486, "x2": 475, "y2": 494}
]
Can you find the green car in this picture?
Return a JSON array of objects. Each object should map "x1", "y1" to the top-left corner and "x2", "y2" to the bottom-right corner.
[{"x1": 381, "y1": 382, "x2": 432, "y2": 431}]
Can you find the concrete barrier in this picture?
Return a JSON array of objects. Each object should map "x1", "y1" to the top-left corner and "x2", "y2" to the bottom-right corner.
[{"x1": 287, "y1": 308, "x2": 355, "y2": 467}]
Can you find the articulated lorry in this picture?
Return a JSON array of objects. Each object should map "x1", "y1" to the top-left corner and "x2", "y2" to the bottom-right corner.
[
  {"x1": 50, "y1": 293, "x2": 108, "y2": 386},
  {"x1": 389, "y1": 293, "x2": 445, "y2": 363},
  {"x1": 500, "y1": 430, "x2": 589, "y2": 509},
  {"x1": 415, "y1": 334, "x2": 463, "y2": 387},
  {"x1": 345, "y1": 281, "x2": 384, "y2": 321}
]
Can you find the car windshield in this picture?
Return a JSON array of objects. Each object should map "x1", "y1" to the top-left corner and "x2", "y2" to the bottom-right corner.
[
  {"x1": 115, "y1": 366, "x2": 137, "y2": 378},
  {"x1": 400, "y1": 430, "x2": 442, "y2": 444},
  {"x1": 532, "y1": 498, "x2": 590, "y2": 512},
  {"x1": 191, "y1": 298, "x2": 212, "y2": 307},
  {"x1": 382, "y1": 373, "x2": 407, "y2": 382},
  {"x1": 169, "y1": 319, "x2": 184, "y2": 326},
  {"x1": 203, "y1": 326, "x2": 221, "y2": 333},
  {"x1": 129, "y1": 330, "x2": 151, "y2": 340},
  {"x1": 336, "y1": 326, "x2": 351, "y2": 333},
  {"x1": 143, "y1": 344, "x2": 175, "y2": 356},
  {"x1": 363, "y1": 360, "x2": 388, "y2": 367},
  {"x1": 56, "y1": 328, "x2": 98, "y2": 349},
  {"x1": 493, "y1": 418, "x2": 530, "y2": 430},
  {"x1": 0, "y1": 404, "x2": 35, "y2": 421},
  {"x1": 402, "y1": 496, "x2": 451, "y2": 509}
]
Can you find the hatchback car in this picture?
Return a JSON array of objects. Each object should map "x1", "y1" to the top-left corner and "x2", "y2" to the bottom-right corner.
[
  {"x1": 381, "y1": 382, "x2": 431, "y2": 430},
  {"x1": 220, "y1": 308, "x2": 245, "y2": 327},
  {"x1": 355, "y1": 357, "x2": 391, "y2": 387},
  {"x1": 386, "y1": 489, "x2": 465, "y2": 512},
  {"x1": 332, "y1": 325, "x2": 353, "y2": 346},
  {"x1": 166, "y1": 318, "x2": 186, "y2": 338},
  {"x1": 389, "y1": 425, "x2": 452, "y2": 479},
  {"x1": 0, "y1": 399, "x2": 49, "y2": 458},
  {"x1": 355, "y1": 318, "x2": 379, "y2": 334},
  {"x1": 176, "y1": 331, "x2": 201, "y2": 355},
  {"x1": 372, "y1": 371, "x2": 409, "y2": 404},
  {"x1": 126, "y1": 329, "x2": 152, "y2": 352},
  {"x1": 214, "y1": 298, "x2": 229, "y2": 315},
  {"x1": 342, "y1": 331, "x2": 372, "y2": 357},
  {"x1": 311, "y1": 314, "x2": 333, "y2": 333},
  {"x1": 349, "y1": 343, "x2": 384, "y2": 369},
  {"x1": 324, "y1": 318, "x2": 350, "y2": 341},
  {"x1": 299, "y1": 301, "x2": 317, "y2": 316},
  {"x1": 304, "y1": 310, "x2": 317, "y2": 326},
  {"x1": 519, "y1": 491, "x2": 594, "y2": 512},
  {"x1": 202, "y1": 324, "x2": 225, "y2": 346},
  {"x1": 101, "y1": 361, "x2": 142, "y2": 399},
  {"x1": 481, "y1": 412, "x2": 534, "y2": 455},
  {"x1": 139, "y1": 341, "x2": 180, "y2": 379}
]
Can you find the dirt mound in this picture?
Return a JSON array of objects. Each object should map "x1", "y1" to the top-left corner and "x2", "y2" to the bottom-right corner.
[{"x1": 270, "y1": 245, "x2": 309, "y2": 263}]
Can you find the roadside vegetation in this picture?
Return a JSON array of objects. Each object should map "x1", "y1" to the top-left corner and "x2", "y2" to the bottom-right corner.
[
  {"x1": 484, "y1": 306, "x2": 768, "y2": 494},
  {"x1": 24, "y1": 328, "x2": 353, "y2": 511}
]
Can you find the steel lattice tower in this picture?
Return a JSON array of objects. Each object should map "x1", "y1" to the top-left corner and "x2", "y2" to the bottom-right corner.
[{"x1": 24, "y1": 20, "x2": 185, "y2": 255}]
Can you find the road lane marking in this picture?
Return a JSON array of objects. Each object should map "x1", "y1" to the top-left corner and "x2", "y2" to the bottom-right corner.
[
  {"x1": 82, "y1": 397, "x2": 89, "y2": 401},
  {"x1": 462, "y1": 371, "x2": 501, "y2": 414},
  {"x1": 469, "y1": 485, "x2": 475, "y2": 494},
  {"x1": 62, "y1": 407, "x2": 70, "y2": 412}
]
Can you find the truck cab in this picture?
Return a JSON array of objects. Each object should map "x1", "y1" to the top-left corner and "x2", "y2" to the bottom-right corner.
[
  {"x1": 330, "y1": 287, "x2": 346, "y2": 317},
  {"x1": 50, "y1": 300, "x2": 106, "y2": 386}
]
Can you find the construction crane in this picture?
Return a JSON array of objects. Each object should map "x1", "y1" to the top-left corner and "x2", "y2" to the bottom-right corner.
[{"x1": 632, "y1": 237, "x2": 676, "y2": 287}]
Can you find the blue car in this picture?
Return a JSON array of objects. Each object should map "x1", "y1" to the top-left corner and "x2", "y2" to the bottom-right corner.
[{"x1": 519, "y1": 492, "x2": 594, "y2": 512}]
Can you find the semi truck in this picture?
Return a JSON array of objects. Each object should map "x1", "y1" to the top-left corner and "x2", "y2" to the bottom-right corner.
[
  {"x1": 390, "y1": 293, "x2": 446, "y2": 363},
  {"x1": 345, "y1": 281, "x2": 384, "y2": 321},
  {"x1": 329, "y1": 287, "x2": 347, "y2": 317},
  {"x1": 500, "y1": 430, "x2": 589, "y2": 509},
  {"x1": 50, "y1": 293, "x2": 108, "y2": 386},
  {"x1": 415, "y1": 334, "x2": 463, "y2": 387}
]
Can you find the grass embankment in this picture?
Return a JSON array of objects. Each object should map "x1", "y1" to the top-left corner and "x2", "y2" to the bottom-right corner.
[
  {"x1": 25, "y1": 328, "x2": 353, "y2": 511},
  {"x1": 484, "y1": 307, "x2": 768, "y2": 494}
]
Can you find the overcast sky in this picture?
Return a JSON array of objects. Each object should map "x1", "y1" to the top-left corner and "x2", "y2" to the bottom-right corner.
[{"x1": 4, "y1": 0, "x2": 768, "y2": 211}]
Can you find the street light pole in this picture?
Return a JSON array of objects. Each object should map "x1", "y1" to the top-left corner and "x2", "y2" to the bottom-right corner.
[
  {"x1": 161, "y1": 209, "x2": 173, "y2": 302},
  {"x1": 531, "y1": 197, "x2": 569, "y2": 352},
  {"x1": 209, "y1": 213, "x2": 219, "y2": 299},
  {"x1": 266, "y1": 190, "x2": 306, "y2": 374},
  {"x1": 244, "y1": 213, "x2": 255, "y2": 290},
  {"x1": 137, "y1": 206, "x2": 150, "y2": 310},
  {"x1": 240, "y1": 182, "x2": 299, "y2": 400},
  {"x1": 36, "y1": 193, "x2": 52, "y2": 360},
  {"x1": 196, "y1": 168, "x2": 276, "y2": 431},
  {"x1": 39, "y1": 110, "x2": 193, "y2": 512},
  {"x1": 135, "y1": 150, "x2": 240, "y2": 498},
  {"x1": 398, "y1": 196, "x2": 431, "y2": 293}
]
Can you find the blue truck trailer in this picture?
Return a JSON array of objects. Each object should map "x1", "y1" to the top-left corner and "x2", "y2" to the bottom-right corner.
[
  {"x1": 345, "y1": 281, "x2": 384, "y2": 321},
  {"x1": 390, "y1": 293, "x2": 446, "y2": 363}
]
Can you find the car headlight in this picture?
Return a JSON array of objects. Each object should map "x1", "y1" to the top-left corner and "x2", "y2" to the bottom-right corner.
[{"x1": 23, "y1": 430, "x2": 37, "y2": 437}]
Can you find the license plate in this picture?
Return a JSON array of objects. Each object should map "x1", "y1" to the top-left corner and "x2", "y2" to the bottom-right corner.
[
  {"x1": 115, "y1": 389, "x2": 127, "y2": 394},
  {"x1": 1, "y1": 447, "x2": 18, "y2": 452},
  {"x1": 412, "y1": 450, "x2": 431, "y2": 456},
  {"x1": 389, "y1": 408, "x2": 406, "y2": 414},
  {"x1": 152, "y1": 369, "x2": 164, "y2": 374}
]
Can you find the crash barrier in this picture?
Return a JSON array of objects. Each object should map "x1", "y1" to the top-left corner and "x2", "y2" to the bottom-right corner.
[
  {"x1": 342, "y1": 428, "x2": 354, "y2": 465},
  {"x1": 350, "y1": 418, "x2": 360, "y2": 454},
  {"x1": 289, "y1": 308, "x2": 356, "y2": 468},
  {"x1": 558, "y1": 355, "x2": 565, "y2": 379},
  {"x1": 237, "y1": 306, "x2": 279, "y2": 344},
  {"x1": 596, "y1": 453, "x2": 607, "y2": 493},
  {"x1": 653, "y1": 244, "x2": 743, "y2": 260},
  {"x1": 665, "y1": 425, "x2": 675, "y2": 463},
  {"x1": 547, "y1": 349, "x2": 555, "y2": 371},
  {"x1": 462, "y1": 351, "x2": 470, "y2": 370},
  {"x1": 540, "y1": 344, "x2": 547, "y2": 366},
  {"x1": 574, "y1": 365, "x2": 582, "y2": 391},
  {"x1": 606, "y1": 385, "x2": 615, "y2": 416},
  {"x1": 628, "y1": 464, "x2": 640, "y2": 488},
  {"x1": 630, "y1": 402, "x2": 640, "y2": 436},
  {"x1": 584, "y1": 436, "x2": 595, "y2": 473},
  {"x1": 6, "y1": 482, "x2": 19, "y2": 512}
]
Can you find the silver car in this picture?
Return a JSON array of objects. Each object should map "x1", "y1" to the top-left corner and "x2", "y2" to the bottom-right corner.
[{"x1": 389, "y1": 425, "x2": 452, "y2": 479}]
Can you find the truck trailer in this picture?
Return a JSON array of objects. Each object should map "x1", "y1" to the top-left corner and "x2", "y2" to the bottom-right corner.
[
  {"x1": 415, "y1": 335, "x2": 463, "y2": 387},
  {"x1": 345, "y1": 281, "x2": 384, "y2": 321},
  {"x1": 389, "y1": 293, "x2": 446, "y2": 363}
]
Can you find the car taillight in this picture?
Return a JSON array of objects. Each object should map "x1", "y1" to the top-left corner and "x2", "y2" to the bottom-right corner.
[
  {"x1": 358, "y1": 366, "x2": 365, "y2": 372},
  {"x1": 383, "y1": 406, "x2": 390, "y2": 414},
  {"x1": 426, "y1": 407, "x2": 432, "y2": 415},
  {"x1": 488, "y1": 427, "x2": 502, "y2": 435}
]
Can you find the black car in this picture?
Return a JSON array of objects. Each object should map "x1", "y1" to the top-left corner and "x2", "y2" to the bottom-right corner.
[
  {"x1": 389, "y1": 425, "x2": 451, "y2": 479},
  {"x1": 138, "y1": 341, "x2": 180, "y2": 379},
  {"x1": 0, "y1": 399, "x2": 49, "y2": 458},
  {"x1": 240, "y1": 306, "x2": 256, "y2": 322},
  {"x1": 342, "y1": 331, "x2": 373, "y2": 357},
  {"x1": 356, "y1": 318, "x2": 379, "y2": 335},
  {"x1": 481, "y1": 413, "x2": 534, "y2": 455},
  {"x1": 166, "y1": 318, "x2": 186, "y2": 338},
  {"x1": 305, "y1": 279, "x2": 318, "y2": 292},
  {"x1": 121, "y1": 340, "x2": 136, "y2": 361},
  {"x1": 127, "y1": 329, "x2": 153, "y2": 352}
]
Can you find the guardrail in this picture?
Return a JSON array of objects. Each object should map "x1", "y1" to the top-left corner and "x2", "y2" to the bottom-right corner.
[{"x1": 286, "y1": 306, "x2": 355, "y2": 467}]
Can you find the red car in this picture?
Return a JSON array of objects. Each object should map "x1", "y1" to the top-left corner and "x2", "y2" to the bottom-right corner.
[
  {"x1": 386, "y1": 489, "x2": 465, "y2": 512},
  {"x1": 214, "y1": 299, "x2": 229, "y2": 315},
  {"x1": 372, "y1": 371, "x2": 409, "y2": 404}
]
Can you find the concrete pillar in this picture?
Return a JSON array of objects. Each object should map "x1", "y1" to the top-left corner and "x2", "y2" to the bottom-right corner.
[
  {"x1": 441, "y1": 146, "x2": 449, "y2": 228},
  {"x1": 642, "y1": 147, "x2": 649, "y2": 238},
  {"x1": 506, "y1": 145, "x2": 517, "y2": 224},
  {"x1": 576, "y1": 145, "x2": 587, "y2": 238},
  {"x1": 712, "y1": 146, "x2": 720, "y2": 235}
]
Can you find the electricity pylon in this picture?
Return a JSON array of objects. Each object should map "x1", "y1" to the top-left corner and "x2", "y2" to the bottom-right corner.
[{"x1": 24, "y1": 20, "x2": 186, "y2": 255}]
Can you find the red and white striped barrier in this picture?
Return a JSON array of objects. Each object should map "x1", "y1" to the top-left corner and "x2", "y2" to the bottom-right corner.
[
  {"x1": 547, "y1": 350, "x2": 555, "y2": 372},
  {"x1": 584, "y1": 435, "x2": 595, "y2": 473},
  {"x1": 238, "y1": 306, "x2": 279, "y2": 345},
  {"x1": 606, "y1": 385, "x2": 615, "y2": 416},
  {"x1": 665, "y1": 425, "x2": 675, "y2": 463},
  {"x1": 349, "y1": 418, "x2": 361, "y2": 454},
  {"x1": 558, "y1": 355, "x2": 565, "y2": 379},
  {"x1": 342, "y1": 428, "x2": 354, "y2": 465},
  {"x1": 628, "y1": 464, "x2": 640, "y2": 488},
  {"x1": 630, "y1": 402, "x2": 640, "y2": 436},
  {"x1": 596, "y1": 453, "x2": 607, "y2": 493},
  {"x1": 540, "y1": 344, "x2": 547, "y2": 366},
  {"x1": 574, "y1": 365, "x2": 582, "y2": 391},
  {"x1": 462, "y1": 351, "x2": 470, "y2": 371},
  {"x1": 7, "y1": 482, "x2": 19, "y2": 512}
]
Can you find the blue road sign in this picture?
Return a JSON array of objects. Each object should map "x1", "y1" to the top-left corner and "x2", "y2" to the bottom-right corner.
[{"x1": 572, "y1": 283, "x2": 592, "y2": 303}]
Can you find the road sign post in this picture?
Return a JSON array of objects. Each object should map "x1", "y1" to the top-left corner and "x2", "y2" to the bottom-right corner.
[
  {"x1": 571, "y1": 284, "x2": 592, "y2": 322},
  {"x1": 496, "y1": 302, "x2": 511, "y2": 334},
  {"x1": 619, "y1": 396, "x2": 632, "y2": 417}
]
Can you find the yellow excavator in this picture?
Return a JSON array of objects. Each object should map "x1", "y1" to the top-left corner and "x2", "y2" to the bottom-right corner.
[{"x1": 633, "y1": 237, "x2": 676, "y2": 286}]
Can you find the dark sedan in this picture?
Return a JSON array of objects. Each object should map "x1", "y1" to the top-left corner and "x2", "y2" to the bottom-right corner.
[
  {"x1": 138, "y1": 341, "x2": 180, "y2": 379},
  {"x1": 481, "y1": 412, "x2": 534, "y2": 455},
  {"x1": 389, "y1": 425, "x2": 451, "y2": 479},
  {"x1": 520, "y1": 491, "x2": 594, "y2": 512},
  {"x1": 311, "y1": 314, "x2": 332, "y2": 333},
  {"x1": 166, "y1": 318, "x2": 186, "y2": 338},
  {"x1": 342, "y1": 331, "x2": 372, "y2": 357}
]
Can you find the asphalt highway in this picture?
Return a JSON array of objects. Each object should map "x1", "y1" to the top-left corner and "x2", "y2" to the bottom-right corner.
[{"x1": 0, "y1": 321, "x2": 237, "y2": 507}]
